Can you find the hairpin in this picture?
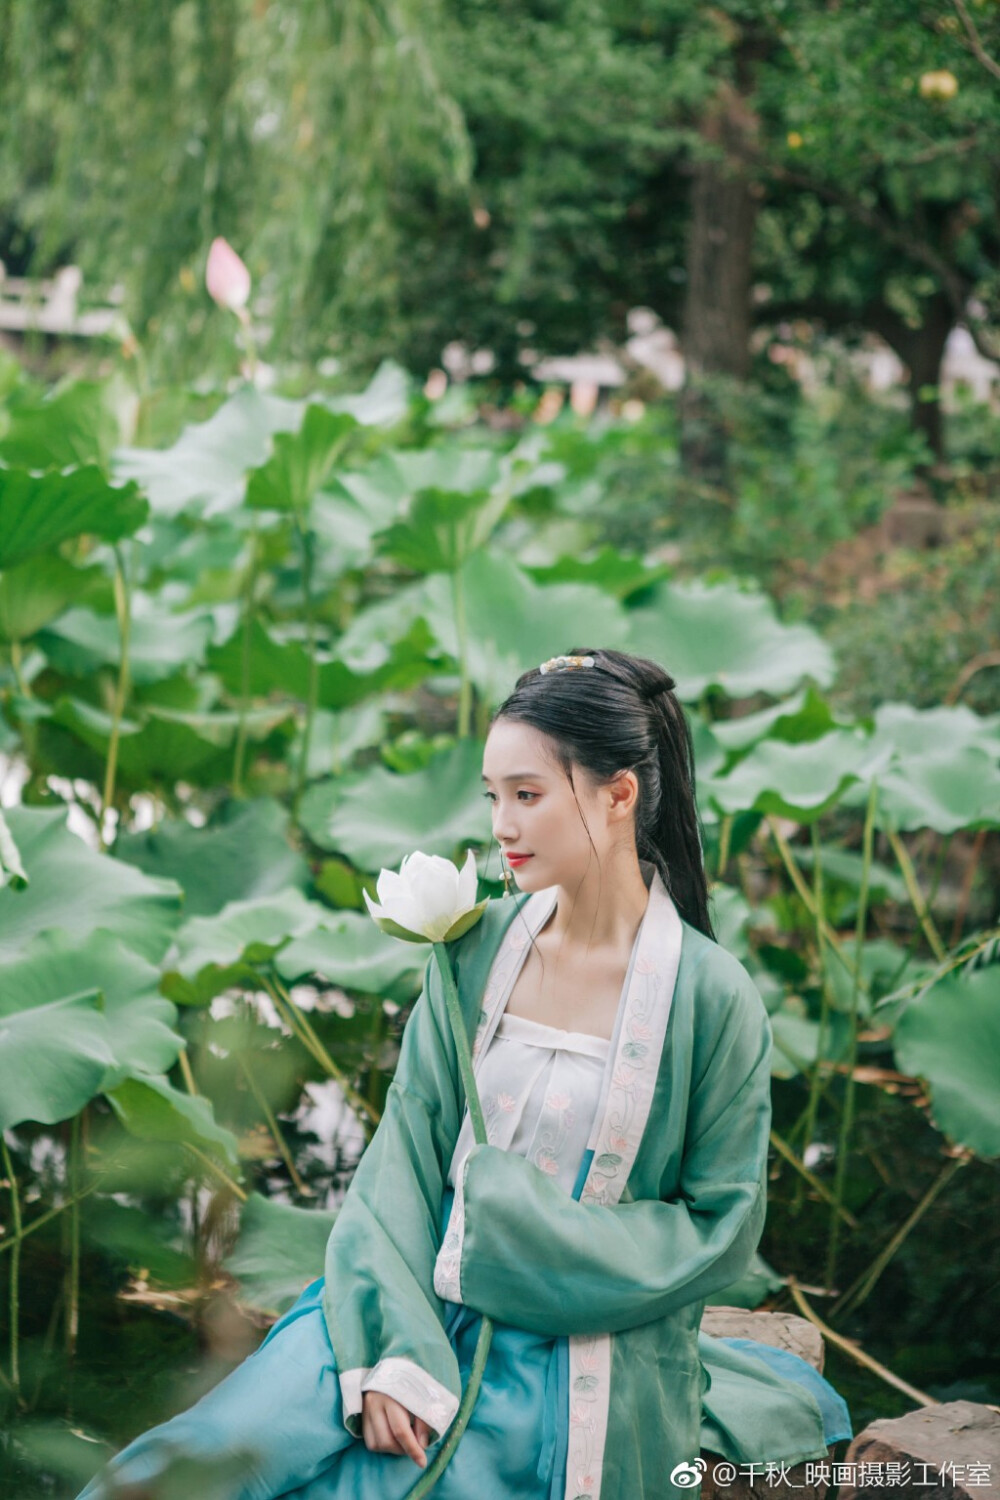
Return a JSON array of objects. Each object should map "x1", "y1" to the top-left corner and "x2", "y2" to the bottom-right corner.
[{"x1": 538, "y1": 654, "x2": 596, "y2": 674}]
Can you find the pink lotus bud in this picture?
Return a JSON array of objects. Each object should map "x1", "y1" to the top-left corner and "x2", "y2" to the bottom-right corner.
[{"x1": 205, "y1": 237, "x2": 251, "y2": 312}]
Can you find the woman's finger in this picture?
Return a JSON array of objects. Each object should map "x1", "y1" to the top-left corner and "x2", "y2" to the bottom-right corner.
[
  {"x1": 413, "y1": 1416, "x2": 434, "y2": 1450},
  {"x1": 363, "y1": 1395, "x2": 404, "y2": 1454},
  {"x1": 386, "y1": 1403, "x2": 427, "y2": 1468}
]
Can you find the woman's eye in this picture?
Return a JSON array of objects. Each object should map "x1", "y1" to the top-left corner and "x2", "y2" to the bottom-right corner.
[{"x1": 481, "y1": 791, "x2": 537, "y2": 803}]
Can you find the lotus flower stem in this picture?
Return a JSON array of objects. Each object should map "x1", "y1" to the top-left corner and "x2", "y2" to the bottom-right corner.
[
  {"x1": 826, "y1": 779, "x2": 878, "y2": 1287},
  {"x1": 404, "y1": 943, "x2": 491, "y2": 1497},
  {"x1": 431, "y1": 942, "x2": 487, "y2": 1146}
]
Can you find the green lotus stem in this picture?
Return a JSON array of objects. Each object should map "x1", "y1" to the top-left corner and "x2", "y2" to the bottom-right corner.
[
  {"x1": 237, "y1": 1052, "x2": 312, "y2": 1196},
  {"x1": 450, "y1": 567, "x2": 472, "y2": 741},
  {"x1": 766, "y1": 817, "x2": 867, "y2": 993},
  {"x1": 830, "y1": 1155, "x2": 968, "y2": 1321},
  {"x1": 232, "y1": 512, "x2": 259, "y2": 798},
  {"x1": 716, "y1": 815, "x2": 732, "y2": 879},
  {"x1": 263, "y1": 971, "x2": 381, "y2": 1133},
  {"x1": 0, "y1": 1182, "x2": 101, "y2": 1257},
  {"x1": 100, "y1": 545, "x2": 132, "y2": 851},
  {"x1": 181, "y1": 1143, "x2": 248, "y2": 1202},
  {"x1": 66, "y1": 1114, "x2": 81, "y2": 1359},
  {"x1": 293, "y1": 520, "x2": 319, "y2": 815},
  {"x1": 886, "y1": 828, "x2": 947, "y2": 963},
  {"x1": 769, "y1": 1130, "x2": 858, "y2": 1229},
  {"x1": 794, "y1": 826, "x2": 831, "y2": 1217},
  {"x1": 2, "y1": 1137, "x2": 22, "y2": 1393},
  {"x1": 404, "y1": 942, "x2": 491, "y2": 1498},
  {"x1": 826, "y1": 779, "x2": 878, "y2": 1288}
]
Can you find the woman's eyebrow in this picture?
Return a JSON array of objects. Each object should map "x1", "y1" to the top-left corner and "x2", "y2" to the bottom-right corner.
[{"x1": 480, "y1": 772, "x2": 547, "y2": 784}]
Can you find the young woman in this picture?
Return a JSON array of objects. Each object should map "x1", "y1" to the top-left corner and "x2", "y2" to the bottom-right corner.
[{"x1": 77, "y1": 647, "x2": 851, "y2": 1500}]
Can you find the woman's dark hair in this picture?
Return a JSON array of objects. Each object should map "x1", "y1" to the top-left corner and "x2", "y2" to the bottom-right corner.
[{"x1": 491, "y1": 646, "x2": 715, "y2": 940}]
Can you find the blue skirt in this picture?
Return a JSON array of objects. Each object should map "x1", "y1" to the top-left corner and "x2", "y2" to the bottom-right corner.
[{"x1": 76, "y1": 1177, "x2": 851, "y2": 1499}]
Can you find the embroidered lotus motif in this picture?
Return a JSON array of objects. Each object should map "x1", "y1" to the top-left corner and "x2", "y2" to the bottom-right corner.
[{"x1": 544, "y1": 1091, "x2": 572, "y2": 1112}]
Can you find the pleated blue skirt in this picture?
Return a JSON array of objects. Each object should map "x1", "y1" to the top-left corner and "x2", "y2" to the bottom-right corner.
[{"x1": 76, "y1": 1173, "x2": 851, "y2": 1500}]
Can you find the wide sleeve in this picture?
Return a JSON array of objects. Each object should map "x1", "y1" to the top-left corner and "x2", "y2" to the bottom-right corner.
[
  {"x1": 435, "y1": 971, "x2": 773, "y2": 1339},
  {"x1": 322, "y1": 947, "x2": 465, "y2": 1442}
]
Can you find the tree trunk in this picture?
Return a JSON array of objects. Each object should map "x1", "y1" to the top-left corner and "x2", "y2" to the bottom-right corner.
[
  {"x1": 867, "y1": 291, "x2": 953, "y2": 469},
  {"x1": 679, "y1": 78, "x2": 762, "y2": 486}
]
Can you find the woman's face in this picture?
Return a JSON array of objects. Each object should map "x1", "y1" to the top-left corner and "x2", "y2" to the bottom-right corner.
[{"x1": 481, "y1": 717, "x2": 611, "y2": 891}]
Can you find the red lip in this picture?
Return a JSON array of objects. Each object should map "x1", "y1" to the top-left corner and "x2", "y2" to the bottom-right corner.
[{"x1": 506, "y1": 854, "x2": 533, "y2": 865}]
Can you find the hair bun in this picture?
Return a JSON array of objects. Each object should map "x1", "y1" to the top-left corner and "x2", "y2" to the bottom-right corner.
[{"x1": 640, "y1": 675, "x2": 673, "y2": 702}]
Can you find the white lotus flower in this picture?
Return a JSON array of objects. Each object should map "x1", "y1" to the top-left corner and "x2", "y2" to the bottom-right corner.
[{"x1": 363, "y1": 848, "x2": 489, "y2": 944}]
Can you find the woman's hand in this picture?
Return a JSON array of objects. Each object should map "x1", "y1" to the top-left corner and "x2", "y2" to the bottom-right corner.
[{"x1": 361, "y1": 1389, "x2": 433, "y2": 1467}]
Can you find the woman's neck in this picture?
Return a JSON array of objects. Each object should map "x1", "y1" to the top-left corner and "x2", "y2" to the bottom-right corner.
[{"x1": 545, "y1": 854, "x2": 651, "y2": 954}]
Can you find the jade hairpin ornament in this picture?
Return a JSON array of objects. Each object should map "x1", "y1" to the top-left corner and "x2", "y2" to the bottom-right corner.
[{"x1": 363, "y1": 848, "x2": 492, "y2": 1498}]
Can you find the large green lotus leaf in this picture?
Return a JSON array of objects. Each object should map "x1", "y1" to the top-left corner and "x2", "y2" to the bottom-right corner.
[
  {"x1": 526, "y1": 547, "x2": 670, "y2": 601},
  {"x1": 391, "y1": 447, "x2": 503, "y2": 496},
  {"x1": 842, "y1": 746, "x2": 1000, "y2": 834},
  {"x1": 326, "y1": 360, "x2": 410, "y2": 426},
  {"x1": 702, "y1": 731, "x2": 890, "y2": 823},
  {"x1": 333, "y1": 578, "x2": 440, "y2": 674},
  {"x1": 207, "y1": 615, "x2": 435, "y2": 712},
  {"x1": 224, "y1": 1191, "x2": 337, "y2": 1314},
  {"x1": 0, "y1": 555, "x2": 100, "y2": 641},
  {"x1": 328, "y1": 458, "x2": 411, "y2": 530},
  {"x1": 298, "y1": 739, "x2": 487, "y2": 869},
  {"x1": 690, "y1": 716, "x2": 727, "y2": 782},
  {"x1": 893, "y1": 968, "x2": 1000, "y2": 1157},
  {"x1": 277, "y1": 910, "x2": 427, "y2": 996},
  {"x1": 374, "y1": 483, "x2": 511, "y2": 574},
  {"x1": 162, "y1": 888, "x2": 330, "y2": 1006},
  {"x1": 112, "y1": 386, "x2": 305, "y2": 518},
  {"x1": 626, "y1": 579, "x2": 835, "y2": 700},
  {"x1": 38, "y1": 596, "x2": 215, "y2": 683},
  {"x1": 246, "y1": 406, "x2": 356, "y2": 515},
  {"x1": 0, "y1": 808, "x2": 27, "y2": 889},
  {"x1": 0, "y1": 927, "x2": 182, "y2": 1090},
  {"x1": 117, "y1": 798, "x2": 310, "y2": 919},
  {"x1": 106, "y1": 1073, "x2": 241, "y2": 1168},
  {"x1": 866, "y1": 702, "x2": 1000, "y2": 759},
  {"x1": 0, "y1": 467, "x2": 147, "y2": 568},
  {"x1": 46, "y1": 697, "x2": 291, "y2": 787},
  {"x1": 292, "y1": 701, "x2": 389, "y2": 781},
  {"x1": 0, "y1": 377, "x2": 126, "y2": 469},
  {"x1": 421, "y1": 550, "x2": 630, "y2": 708},
  {"x1": 712, "y1": 688, "x2": 843, "y2": 752},
  {"x1": 309, "y1": 489, "x2": 382, "y2": 577},
  {"x1": 0, "y1": 991, "x2": 114, "y2": 1129},
  {"x1": 0, "y1": 807, "x2": 181, "y2": 964}
]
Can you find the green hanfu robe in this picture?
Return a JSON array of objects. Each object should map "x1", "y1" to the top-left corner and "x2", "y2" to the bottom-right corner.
[{"x1": 322, "y1": 861, "x2": 839, "y2": 1500}]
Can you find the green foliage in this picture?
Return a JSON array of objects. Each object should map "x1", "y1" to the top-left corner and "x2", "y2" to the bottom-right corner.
[{"x1": 0, "y1": 361, "x2": 996, "y2": 1482}]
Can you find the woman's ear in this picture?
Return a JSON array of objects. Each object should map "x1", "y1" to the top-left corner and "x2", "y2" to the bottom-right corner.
[{"x1": 607, "y1": 768, "x2": 639, "y2": 820}]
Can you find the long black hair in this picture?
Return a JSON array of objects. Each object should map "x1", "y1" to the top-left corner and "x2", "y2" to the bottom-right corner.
[{"x1": 490, "y1": 646, "x2": 715, "y2": 940}]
